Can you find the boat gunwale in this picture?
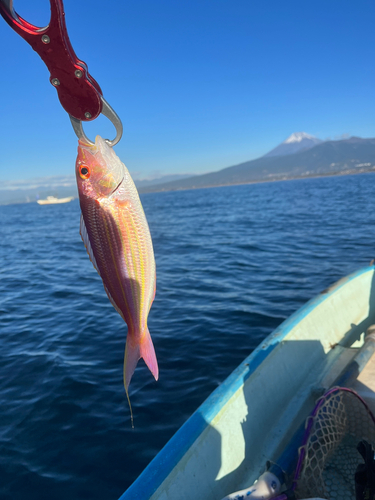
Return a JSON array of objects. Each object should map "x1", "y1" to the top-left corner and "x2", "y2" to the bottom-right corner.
[{"x1": 119, "y1": 265, "x2": 375, "y2": 500}]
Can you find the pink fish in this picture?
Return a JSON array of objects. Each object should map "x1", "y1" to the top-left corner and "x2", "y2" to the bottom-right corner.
[{"x1": 75, "y1": 136, "x2": 158, "y2": 413}]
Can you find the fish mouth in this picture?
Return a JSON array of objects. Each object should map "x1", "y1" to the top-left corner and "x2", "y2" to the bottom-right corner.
[{"x1": 110, "y1": 176, "x2": 125, "y2": 196}]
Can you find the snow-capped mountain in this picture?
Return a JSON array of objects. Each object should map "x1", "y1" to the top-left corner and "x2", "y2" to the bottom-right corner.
[{"x1": 264, "y1": 132, "x2": 323, "y2": 157}]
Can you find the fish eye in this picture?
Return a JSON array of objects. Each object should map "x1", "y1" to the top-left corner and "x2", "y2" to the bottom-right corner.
[{"x1": 79, "y1": 166, "x2": 90, "y2": 179}]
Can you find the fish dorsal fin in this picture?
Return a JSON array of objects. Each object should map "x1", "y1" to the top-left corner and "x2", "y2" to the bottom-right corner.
[{"x1": 80, "y1": 214, "x2": 101, "y2": 276}]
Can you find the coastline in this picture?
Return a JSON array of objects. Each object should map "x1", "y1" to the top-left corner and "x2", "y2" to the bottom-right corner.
[
  {"x1": 2, "y1": 167, "x2": 375, "y2": 206},
  {"x1": 138, "y1": 166, "x2": 375, "y2": 195}
]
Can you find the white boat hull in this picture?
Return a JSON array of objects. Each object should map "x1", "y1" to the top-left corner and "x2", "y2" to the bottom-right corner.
[{"x1": 37, "y1": 196, "x2": 74, "y2": 205}]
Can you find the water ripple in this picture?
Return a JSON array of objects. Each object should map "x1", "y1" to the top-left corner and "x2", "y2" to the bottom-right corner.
[{"x1": 1, "y1": 173, "x2": 375, "y2": 498}]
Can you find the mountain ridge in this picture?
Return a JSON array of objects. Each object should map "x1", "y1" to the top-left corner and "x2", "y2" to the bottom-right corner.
[
  {"x1": 138, "y1": 137, "x2": 375, "y2": 194},
  {"x1": 263, "y1": 131, "x2": 323, "y2": 157},
  {"x1": 134, "y1": 173, "x2": 194, "y2": 189},
  {"x1": 2, "y1": 135, "x2": 375, "y2": 205}
]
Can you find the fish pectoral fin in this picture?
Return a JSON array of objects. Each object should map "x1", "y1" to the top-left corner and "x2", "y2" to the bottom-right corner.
[
  {"x1": 123, "y1": 329, "x2": 159, "y2": 390},
  {"x1": 117, "y1": 199, "x2": 130, "y2": 208},
  {"x1": 80, "y1": 213, "x2": 101, "y2": 276}
]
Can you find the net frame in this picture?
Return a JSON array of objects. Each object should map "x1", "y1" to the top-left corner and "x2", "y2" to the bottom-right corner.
[{"x1": 274, "y1": 387, "x2": 375, "y2": 500}]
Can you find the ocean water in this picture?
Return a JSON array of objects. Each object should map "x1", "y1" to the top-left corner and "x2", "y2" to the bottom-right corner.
[{"x1": 1, "y1": 173, "x2": 375, "y2": 499}]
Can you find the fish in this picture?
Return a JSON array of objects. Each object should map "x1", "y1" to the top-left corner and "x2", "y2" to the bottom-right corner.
[{"x1": 75, "y1": 135, "x2": 158, "y2": 419}]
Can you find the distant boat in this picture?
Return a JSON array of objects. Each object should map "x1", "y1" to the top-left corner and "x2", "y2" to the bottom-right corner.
[{"x1": 37, "y1": 196, "x2": 74, "y2": 205}]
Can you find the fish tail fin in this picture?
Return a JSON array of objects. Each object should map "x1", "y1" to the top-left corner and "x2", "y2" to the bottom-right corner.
[
  {"x1": 123, "y1": 329, "x2": 159, "y2": 427},
  {"x1": 139, "y1": 328, "x2": 159, "y2": 382}
]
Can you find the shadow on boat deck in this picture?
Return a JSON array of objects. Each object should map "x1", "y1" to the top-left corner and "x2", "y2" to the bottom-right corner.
[{"x1": 213, "y1": 270, "x2": 375, "y2": 499}]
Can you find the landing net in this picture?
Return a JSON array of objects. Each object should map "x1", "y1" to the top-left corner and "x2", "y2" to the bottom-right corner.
[{"x1": 294, "y1": 387, "x2": 375, "y2": 500}]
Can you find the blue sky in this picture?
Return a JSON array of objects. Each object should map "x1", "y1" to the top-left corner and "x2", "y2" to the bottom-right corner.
[{"x1": 1, "y1": 0, "x2": 375, "y2": 182}]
